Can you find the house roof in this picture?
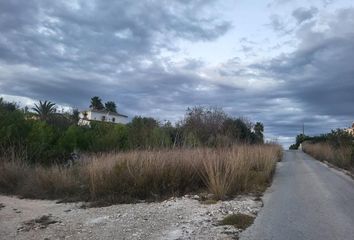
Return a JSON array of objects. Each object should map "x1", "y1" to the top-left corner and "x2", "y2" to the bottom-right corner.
[{"x1": 83, "y1": 109, "x2": 128, "y2": 118}]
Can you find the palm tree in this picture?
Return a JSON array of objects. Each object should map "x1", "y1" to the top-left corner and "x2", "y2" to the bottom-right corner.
[
  {"x1": 32, "y1": 100, "x2": 56, "y2": 121},
  {"x1": 90, "y1": 96, "x2": 104, "y2": 110},
  {"x1": 105, "y1": 101, "x2": 117, "y2": 113}
]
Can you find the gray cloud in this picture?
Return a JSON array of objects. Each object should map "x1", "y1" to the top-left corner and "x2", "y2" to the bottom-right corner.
[
  {"x1": 250, "y1": 7, "x2": 354, "y2": 137},
  {"x1": 292, "y1": 7, "x2": 318, "y2": 24},
  {"x1": 0, "y1": 0, "x2": 231, "y2": 111},
  {"x1": 0, "y1": 0, "x2": 231, "y2": 69},
  {"x1": 268, "y1": 14, "x2": 287, "y2": 32},
  {"x1": 1, "y1": 1, "x2": 353, "y2": 148}
]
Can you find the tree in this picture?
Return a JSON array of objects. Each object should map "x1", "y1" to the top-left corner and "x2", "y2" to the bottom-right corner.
[
  {"x1": 32, "y1": 100, "x2": 56, "y2": 121},
  {"x1": 222, "y1": 118, "x2": 253, "y2": 143},
  {"x1": 182, "y1": 106, "x2": 228, "y2": 146},
  {"x1": 254, "y1": 122, "x2": 264, "y2": 143},
  {"x1": 90, "y1": 96, "x2": 104, "y2": 110},
  {"x1": 0, "y1": 97, "x2": 17, "y2": 112},
  {"x1": 127, "y1": 117, "x2": 159, "y2": 148},
  {"x1": 71, "y1": 109, "x2": 80, "y2": 123},
  {"x1": 105, "y1": 101, "x2": 117, "y2": 113}
]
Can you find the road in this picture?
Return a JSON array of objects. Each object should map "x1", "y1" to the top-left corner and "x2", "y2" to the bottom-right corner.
[{"x1": 240, "y1": 150, "x2": 354, "y2": 240}]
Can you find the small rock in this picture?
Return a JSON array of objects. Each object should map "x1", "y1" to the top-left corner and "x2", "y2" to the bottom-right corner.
[
  {"x1": 206, "y1": 193, "x2": 215, "y2": 199},
  {"x1": 191, "y1": 195, "x2": 200, "y2": 200}
]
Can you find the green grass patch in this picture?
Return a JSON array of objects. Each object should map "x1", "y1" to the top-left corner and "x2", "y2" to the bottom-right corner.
[
  {"x1": 200, "y1": 199, "x2": 218, "y2": 204},
  {"x1": 220, "y1": 213, "x2": 255, "y2": 230}
]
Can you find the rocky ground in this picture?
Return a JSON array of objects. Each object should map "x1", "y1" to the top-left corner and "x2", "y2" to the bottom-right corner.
[{"x1": 0, "y1": 194, "x2": 262, "y2": 240}]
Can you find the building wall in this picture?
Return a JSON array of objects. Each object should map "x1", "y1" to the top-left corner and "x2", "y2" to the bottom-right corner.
[
  {"x1": 116, "y1": 115, "x2": 129, "y2": 124},
  {"x1": 346, "y1": 128, "x2": 354, "y2": 135},
  {"x1": 79, "y1": 111, "x2": 128, "y2": 124}
]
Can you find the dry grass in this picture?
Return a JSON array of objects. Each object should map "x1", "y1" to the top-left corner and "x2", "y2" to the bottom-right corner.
[
  {"x1": 0, "y1": 145, "x2": 282, "y2": 203},
  {"x1": 302, "y1": 142, "x2": 353, "y2": 170}
]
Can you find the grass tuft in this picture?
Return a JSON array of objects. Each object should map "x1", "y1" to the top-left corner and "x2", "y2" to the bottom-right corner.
[
  {"x1": 220, "y1": 213, "x2": 255, "y2": 230},
  {"x1": 200, "y1": 199, "x2": 218, "y2": 204}
]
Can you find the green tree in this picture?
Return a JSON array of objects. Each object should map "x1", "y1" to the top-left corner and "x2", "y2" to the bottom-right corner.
[
  {"x1": 32, "y1": 100, "x2": 56, "y2": 121},
  {"x1": 26, "y1": 121, "x2": 57, "y2": 164},
  {"x1": 90, "y1": 96, "x2": 104, "y2": 110},
  {"x1": 222, "y1": 118, "x2": 253, "y2": 144},
  {"x1": 182, "y1": 106, "x2": 228, "y2": 146},
  {"x1": 105, "y1": 101, "x2": 117, "y2": 113},
  {"x1": 127, "y1": 117, "x2": 159, "y2": 148},
  {"x1": 254, "y1": 122, "x2": 264, "y2": 143},
  {"x1": 58, "y1": 125, "x2": 88, "y2": 153},
  {"x1": 0, "y1": 97, "x2": 17, "y2": 112},
  {"x1": 71, "y1": 108, "x2": 80, "y2": 123}
]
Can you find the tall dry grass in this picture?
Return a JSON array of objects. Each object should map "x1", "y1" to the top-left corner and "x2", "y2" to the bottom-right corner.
[
  {"x1": 302, "y1": 142, "x2": 353, "y2": 170},
  {"x1": 0, "y1": 145, "x2": 282, "y2": 203}
]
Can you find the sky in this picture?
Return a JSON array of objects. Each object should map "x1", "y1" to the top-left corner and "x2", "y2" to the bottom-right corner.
[{"x1": 0, "y1": 0, "x2": 354, "y2": 147}]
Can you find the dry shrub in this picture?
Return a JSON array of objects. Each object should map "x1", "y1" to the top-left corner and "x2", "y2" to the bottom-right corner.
[
  {"x1": 303, "y1": 142, "x2": 352, "y2": 170},
  {"x1": 0, "y1": 160, "x2": 28, "y2": 193},
  {"x1": 20, "y1": 165, "x2": 84, "y2": 199},
  {"x1": 0, "y1": 144, "x2": 282, "y2": 203}
]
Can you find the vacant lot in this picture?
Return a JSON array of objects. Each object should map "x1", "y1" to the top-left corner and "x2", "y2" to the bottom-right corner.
[
  {"x1": 0, "y1": 145, "x2": 282, "y2": 204},
  {"x1": 0, "y1": 194, "x2": 262, "y2": 240}
]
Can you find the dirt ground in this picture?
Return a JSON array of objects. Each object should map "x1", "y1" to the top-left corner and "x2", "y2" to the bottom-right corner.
[{"x1": 0, "y1": 194, "x2": 261, "y2": 240}]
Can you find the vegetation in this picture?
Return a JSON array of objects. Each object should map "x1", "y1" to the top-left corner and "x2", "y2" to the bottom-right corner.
[
  {"x1": 104, "y1": 101, "x2": 117, "y2": 113},
  {"x1": 89, "y1": 96, "x2": 117, "y2": 113},
  {"x1": 0, "y1": 145, "x2": 281, "y2": 203},
  {"x1": 290, "y1": 129, "x2": 354, "y2": 172},
  {"x1": 220, "y1": 213, "x2": 255, "y2": 230},
  {"x1": 0, "y1": 98, "x2": 267, "y2": 164},
  {"x1": 0, "y1": 97, "x2": 282, "y2": 203},
  {"x1": 89, "y1": 96, "x2": 104, "y2": 110},
  {"x1": 32, "y1": 100, "x2": 56, "y2": 121}
]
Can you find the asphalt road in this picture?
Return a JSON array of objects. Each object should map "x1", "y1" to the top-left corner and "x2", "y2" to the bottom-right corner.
[{"x1": 240, "y1": 150, "x2": 354, "y2": 240}]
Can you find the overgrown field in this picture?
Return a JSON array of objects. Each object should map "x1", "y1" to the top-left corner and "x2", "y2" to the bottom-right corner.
[
  {"x1": 302, "y1": 142, "x2": 354, "y2": 171},
  {"x1": 0, "y1": 145, "x2": 282, "y2": 203}
]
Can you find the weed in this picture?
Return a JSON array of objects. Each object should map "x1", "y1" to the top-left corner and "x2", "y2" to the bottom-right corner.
[
  {"x1": 200, "y1": 199, "x2": 218, "y2": 204},
  {"x1": 220, "y1": 213, "x2": 255, "y2": 230}
]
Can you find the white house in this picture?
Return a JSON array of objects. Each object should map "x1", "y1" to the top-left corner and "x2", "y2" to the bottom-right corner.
[
  {"x1": 345, "y1": 122, "x2": 354, "y2": 136},
  {"x1": 78, "y1": 109, "x2": 128, "y2": 125}
]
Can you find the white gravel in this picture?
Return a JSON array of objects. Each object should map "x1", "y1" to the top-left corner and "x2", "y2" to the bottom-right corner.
[{"x1": 0, "y1": 194, "x2": 262, "y2": 240}]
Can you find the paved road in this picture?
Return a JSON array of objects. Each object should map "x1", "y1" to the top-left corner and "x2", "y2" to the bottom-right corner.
[{"x1": 240, "y1": 150, "x2": 354, "y2": 240}]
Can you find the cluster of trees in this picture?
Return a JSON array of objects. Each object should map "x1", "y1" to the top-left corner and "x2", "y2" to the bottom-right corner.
[
  {"x1": 289, "y1": 129, "x2": 354, "y2": 150},
  {"x1": 0, "y1": 97, "x2": 265, "y2": 165},
  {"x1": 90, "y1": 96, "x2": 117, "y2": 113}
]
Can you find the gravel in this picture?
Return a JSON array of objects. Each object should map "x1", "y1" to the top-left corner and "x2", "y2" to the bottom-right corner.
[{"x1": 0, "y1": 194, "x2": 262, "y2": 240}]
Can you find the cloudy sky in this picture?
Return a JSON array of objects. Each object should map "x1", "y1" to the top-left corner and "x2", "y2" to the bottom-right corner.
[{"x1": 1, "y1": 0, "x2": 354, "y2": 147}]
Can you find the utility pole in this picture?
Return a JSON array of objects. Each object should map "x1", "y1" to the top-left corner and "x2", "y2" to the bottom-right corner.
[{"x1": 302, "y1": 123, "x2": 305, "y2": 135}]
